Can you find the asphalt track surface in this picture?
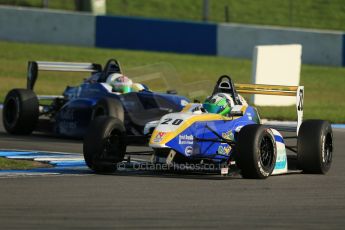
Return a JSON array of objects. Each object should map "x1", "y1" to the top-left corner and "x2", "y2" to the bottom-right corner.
[{"x1": 1, "y1": 112, "x2": 345, "y2": 229}]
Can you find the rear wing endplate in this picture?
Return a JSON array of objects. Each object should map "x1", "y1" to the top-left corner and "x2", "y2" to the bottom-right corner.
[{"x1": 235, "y1": 83, "x2": 304, "y2": 134}]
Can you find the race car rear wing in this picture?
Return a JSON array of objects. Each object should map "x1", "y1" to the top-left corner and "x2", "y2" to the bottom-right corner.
[
  {"x1": 235, "y1": 83, "x2": 304, "y2": 134},
  {"x1": 27, "y1": 61, "x2": 102, "y2": 90},
  {"x1": 27, "y1": 59, "x2": 122, "y2": 90}
]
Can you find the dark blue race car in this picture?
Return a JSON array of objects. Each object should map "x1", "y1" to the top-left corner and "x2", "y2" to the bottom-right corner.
[{"x1": 2, "y1": 59, "x2": 189, "y2": 139}]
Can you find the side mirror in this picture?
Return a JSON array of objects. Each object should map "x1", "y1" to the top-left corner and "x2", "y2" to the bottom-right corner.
[
  {"x1": 230, "y1": 110, "x2": 243, "y2": 116},
  {"x1": 229, "y1": 105, "x2": 244, "y2": 116}
]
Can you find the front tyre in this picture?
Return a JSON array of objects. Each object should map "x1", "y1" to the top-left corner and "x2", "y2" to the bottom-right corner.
[
  {"x1": 83, "y1": 116, "x2": 126, "y2": 173},
  {"x1": 2, "y1": 89, "x2": 39, "y2": 135},
  {"x1": 297, "y1": 120, "x2": 333, "y2": 174},
  {"x1": 92, "y1": 98, "x2": 124, "y2": 122},
  {"x1": 237, "y1": 125, "x2": 277, "y2": 179}
]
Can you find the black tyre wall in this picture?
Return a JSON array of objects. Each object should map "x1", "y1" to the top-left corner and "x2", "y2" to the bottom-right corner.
[
  {"x1": 83, "y1": 116, "x2": 126, "y2": 173},
  {"x1": 236, "y1": 124, "x2": 277, "y2": 179},
  {"x1": 2, "y1": 89, "x2": 39, "y2": 135},
  {"x1": 297, "y1": 120, "x2": 333, "y2": 174},
  {"x1": 92, "y1": 98, "x2": 124, "y2": 122}
]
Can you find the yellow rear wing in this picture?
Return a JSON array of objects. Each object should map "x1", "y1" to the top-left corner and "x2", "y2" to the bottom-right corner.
[{"x1": 235, "y1": 83, "x2": 304, "y2": 134}]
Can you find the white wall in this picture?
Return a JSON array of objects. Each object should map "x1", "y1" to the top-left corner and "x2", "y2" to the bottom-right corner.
[
  {"x1": 218, "y1": 23, "x2": 344, "y2": 66},
  {"x1": 251, "y1": 44, "x2": 302, "y2": 106},
  {"x1": 0, "y1": 6, "x2": 95, "y2": 46}
]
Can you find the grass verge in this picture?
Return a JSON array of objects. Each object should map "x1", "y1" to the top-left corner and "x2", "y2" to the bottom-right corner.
[
  {"x1": 1, "y1": 0, "x2": 345, "y2": 31},
  {"x1": 0, "y1": 157, "x2": 52, "y2": 170},
  {"x1": 0, "y1": 40, "x2": 344, "y2": 123}
]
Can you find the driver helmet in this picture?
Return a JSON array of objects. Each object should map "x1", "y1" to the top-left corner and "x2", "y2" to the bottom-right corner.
[
  {"x1": 106, "y1": 73, "x2": 133, "y2": 93},
  {"x1": 203, "y1": 93, "x2": 232, "y2": 116}
]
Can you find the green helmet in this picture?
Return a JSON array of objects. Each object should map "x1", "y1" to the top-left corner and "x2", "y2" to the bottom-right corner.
[{"x1": 203, "y1": 93, "x2": 232, "y2": 116}]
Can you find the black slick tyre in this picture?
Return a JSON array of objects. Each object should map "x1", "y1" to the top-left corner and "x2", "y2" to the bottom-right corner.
[
  {"x1": 83, "y1": 116, "x2": 126, "y2": 173},
  {"x1": 92, "y1": 98, "x2": 124, "y2": 122},
  {"x1": 237, "y1": 124, "x2": 277, "y2": 179},
  {"x1": 297, "y1": 120, "x2": 333, "y2": 174},
  {"x1": 2, "y1": 88, "x2": 39, "y2": 135}
]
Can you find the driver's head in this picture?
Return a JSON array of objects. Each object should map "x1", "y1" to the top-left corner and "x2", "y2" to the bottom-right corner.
[
  {"x1": 106, "y1": 73, "x2": 133, "y2": 93},
  {"x1": 203, "y1": 93, "x2": 232, "y2": 116}
]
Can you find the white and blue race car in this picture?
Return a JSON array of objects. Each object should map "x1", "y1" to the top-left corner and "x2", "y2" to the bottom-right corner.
[{"x1": 84, "y1": 76, "x2": 333, "y2": 178}]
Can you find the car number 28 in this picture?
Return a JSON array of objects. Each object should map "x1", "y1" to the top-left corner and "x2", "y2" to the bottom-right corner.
[{"x1": 161, "y1": 118, "x2": 183, "y2": 125}]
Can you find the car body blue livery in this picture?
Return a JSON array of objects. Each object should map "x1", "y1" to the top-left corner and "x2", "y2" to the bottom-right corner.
[{"x1": 3, "y1": 59, "x2": 189, "y2": 138}]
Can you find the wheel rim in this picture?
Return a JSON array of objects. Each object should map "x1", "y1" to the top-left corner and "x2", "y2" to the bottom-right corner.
[
  {"x1": 259, "y1": 135, "x2": 274, "y2": 171},
  {"x1": 322, "y1": 133, "x2": 333, "y2": 167},
  {"x1": 4, "y1": 97, "x2": 19, "y2": 127}
]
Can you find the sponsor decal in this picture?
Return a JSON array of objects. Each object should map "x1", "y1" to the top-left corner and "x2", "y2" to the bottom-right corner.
[
  {"x1": 235, "y1": 125, "x2": 244, "y2": 132},
  {"x1": 185, "y1": 146, "x2": 193, "y2": 156},
  {"x1": 179, "y1": 134, "x2": 193, "y2": 145},
  {"x1": 153, "y1": 132, "x2": 166, "y2": 143},
  {"x1": 217, "y1": 145, "x2": 231, "y2": 155},
  {"x1": 221, "y1": 167, "x2": 229, "y2": 175},
  {"x1": 222, "y1": 130, "x2": 234, "y2": 141},
  {"x1": 321, "y1": 134, "x2": 326, "y2": 163},
  {"x1": 246, "y1": 112, "x2": 253, "y2": 121},
  {"x1": 274, "y1": 151, "x2": 287, "y2": 170}
]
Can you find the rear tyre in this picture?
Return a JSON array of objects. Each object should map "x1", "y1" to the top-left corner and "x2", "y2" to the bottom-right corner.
[
  {"x1": 92, "y1": 98, "x2": 124, "y2": 122},
  {"x1": 297, "y1": 120, "x2": 333, "y2": 174},
  {"x1": 2, "y1": 89, "x2": 39, "y2": 135},
  {"x1": 237, "y1": 124, "x2": 277, "y2": 179},
  {"x1": 83, "y1": 116, "x2": 126, "y2": 173}
]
